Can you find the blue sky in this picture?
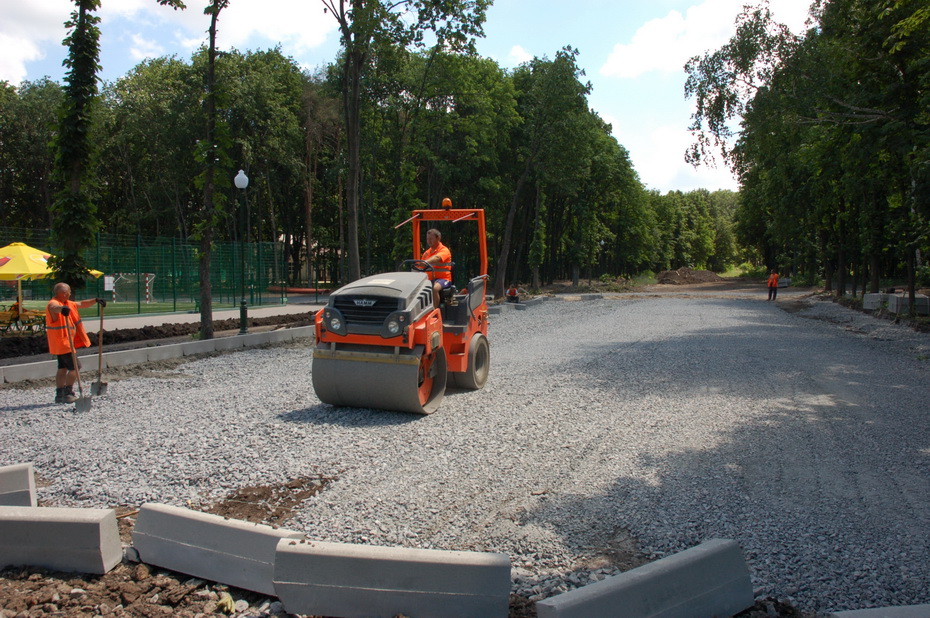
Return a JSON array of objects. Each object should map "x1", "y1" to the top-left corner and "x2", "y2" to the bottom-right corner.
[{"x1": 2, "y1": 0, "x2": 813, "y2": 193}]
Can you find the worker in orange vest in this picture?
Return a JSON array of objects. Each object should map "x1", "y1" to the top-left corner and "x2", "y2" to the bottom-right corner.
[
  {"x1": 506, "y1": 284, "x2": 526, "y2": 303},
  {"x1": 422, "y1": 227, "x2": 453, "y2": 308},
  {"x1": 46, "y1": 282, "x2": 105, "y2": 403},
  {"x1": 767, "y1": 269, "x2": 780, "y2": 301}
]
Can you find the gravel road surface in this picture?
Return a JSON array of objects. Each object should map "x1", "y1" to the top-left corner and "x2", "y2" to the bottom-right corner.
[{"x1": 2, "y1": 292, "x2": 929, "y2": 615}]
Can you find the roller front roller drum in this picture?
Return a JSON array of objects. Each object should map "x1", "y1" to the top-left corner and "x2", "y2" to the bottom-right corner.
[{"x1": 312, "y1": 344, "x2": 447, "y2": 415}]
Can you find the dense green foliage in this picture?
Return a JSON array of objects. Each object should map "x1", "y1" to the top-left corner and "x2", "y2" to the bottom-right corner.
[
  {"x1": 2, "y1": 25, "x2": 743, "y2": 292},
  {"x1": 687, "y1": 0, "x2": 930, "y2": 298}
]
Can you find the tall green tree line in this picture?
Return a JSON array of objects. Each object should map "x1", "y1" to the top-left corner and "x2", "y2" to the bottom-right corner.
[
  {"x1": 2, "y1": 43, "x2": 739, "y2": 293},
  {"x1": 687, "y1": 0, "x2": 930, "y2": 301}
]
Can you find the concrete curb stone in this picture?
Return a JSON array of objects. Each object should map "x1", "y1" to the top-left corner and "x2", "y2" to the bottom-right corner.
[
  {"x1": 535, "y1": 538, "x2": 752, "y2": 618},
  {"x1": 2, "y1": 326, "x2": 315, "y2": 383},
  {"x1": 274, "y1": 538, "x2": 511, "y2": 617},
  {"x1": 132, "y1": 503, "x2": 303, "y2": 596},
  {"x1": 0, "y1": 463, "x2": 37, "y2": 507},
  {"x1": 0, "y1": 506, "x2": 122, "y2": 574}
]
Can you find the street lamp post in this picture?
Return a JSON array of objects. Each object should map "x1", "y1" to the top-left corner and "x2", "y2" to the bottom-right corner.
[{"x1": 234, "y1": 169, "x2": 249, "y2": 335}]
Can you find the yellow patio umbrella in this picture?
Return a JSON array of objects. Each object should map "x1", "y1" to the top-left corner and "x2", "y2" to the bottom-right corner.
[{"x1": 0, "y1": 242, "x2": 103, "y2": 309}]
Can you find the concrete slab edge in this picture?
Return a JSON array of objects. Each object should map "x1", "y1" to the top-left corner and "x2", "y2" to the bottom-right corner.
[
  {"x1": 535, "y1": 538, "x2": 753, "y2": 618},
  {"x1": 2, "y1": 326, "x2": 315, "y2": 384}
]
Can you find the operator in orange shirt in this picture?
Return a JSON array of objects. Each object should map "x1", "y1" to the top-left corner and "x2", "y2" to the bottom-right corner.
[
  {"x1": 767, "y1": 269, "x2": 780, "y2": 301},
  {"x1": 422, "y1": 228, "x2": 452, "y2": 309},
  {"x1": 46, "y1": 282, "x2": 105, "y2": 403}
]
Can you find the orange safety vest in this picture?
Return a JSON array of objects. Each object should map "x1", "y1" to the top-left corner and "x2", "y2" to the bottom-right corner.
[
  {"x1": 507, "y1": 287, "x2": 518, "y2": 297},
  {"x1": 422, "y1": 242, "x2": 452, "y2": 282},
  {"x1": 767, "y1": 273, "x2": 779, "y2": 288},
  {"x1": 45, "y1": 299, "x2": 91, "y2": 356}
]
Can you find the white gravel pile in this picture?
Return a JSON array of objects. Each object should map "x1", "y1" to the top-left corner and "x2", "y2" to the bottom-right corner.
[{"x1": 2, "y1": 294, "x2": 930, "y2": 614}]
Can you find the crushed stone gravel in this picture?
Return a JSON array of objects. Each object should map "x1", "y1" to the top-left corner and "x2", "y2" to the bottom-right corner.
[{"x1": 2, "y1": 293, "x2": 929, "y2": 614}]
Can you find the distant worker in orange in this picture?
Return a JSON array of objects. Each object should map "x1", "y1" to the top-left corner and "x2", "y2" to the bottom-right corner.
[
  {"x1": 506, "y1": 283, "x2": 526, "y2": 303},
  {"x1": 46, "y1": 282, "x2": 105, "y2": 403},
  {"x1": 422, "y1": 227, "x2": 453, "y2": 309},
  {"x1": 767, "y1": 269, "x2": 779, "y2": 301}
]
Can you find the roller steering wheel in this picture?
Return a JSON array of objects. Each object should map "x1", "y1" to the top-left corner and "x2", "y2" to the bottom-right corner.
[{"x1": 403, "y1": 259, "x2": 435, "y2": 273}]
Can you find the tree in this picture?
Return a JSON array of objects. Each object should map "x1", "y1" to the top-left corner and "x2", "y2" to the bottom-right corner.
[
  {"x1": 0, "y1": 80, "x2": 62, "y2": 229},
  {"x1": 49, "y1": 0, "x2": 185, "y2": 289},
  {"x1": 197, "y1": 0, "x2": 228, "y2": 340},
  {"x1": 321, "y1": 0, "x2": 490, "y2": 282}
]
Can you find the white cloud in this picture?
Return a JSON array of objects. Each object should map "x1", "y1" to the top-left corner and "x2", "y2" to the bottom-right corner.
[
  {"x1": 0, "y1": 1, "x2": 72, "y2": 85},
  {"x1": 129, "y1": 34, "x2": 165, "y2": 62},
  {"x1": 600, "y1": 0, "x2": 813, "y2": 80},
  {"x1": 218, "y1": 0, "x2": 334, "y2": 52},
  {"x1": 508, "y1": 44, "x2": 533, "y2": 65},
  {"x1": 624, "y1": 124, "x2": 738, "y2": 192}
]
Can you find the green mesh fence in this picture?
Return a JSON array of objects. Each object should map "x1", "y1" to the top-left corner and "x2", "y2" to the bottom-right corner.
[{"x1": 1, "y1": 228, "x2": 287, "y2": 316}]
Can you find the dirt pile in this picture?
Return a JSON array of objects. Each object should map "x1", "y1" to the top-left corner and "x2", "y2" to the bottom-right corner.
[{"x1": 656, "y1": 268, "x2": 724, "y2": 285}]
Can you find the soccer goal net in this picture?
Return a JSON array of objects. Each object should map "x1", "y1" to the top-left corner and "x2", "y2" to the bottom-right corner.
[{"x1": 110, "y1": 273, "x2": 156, "y2": 304}]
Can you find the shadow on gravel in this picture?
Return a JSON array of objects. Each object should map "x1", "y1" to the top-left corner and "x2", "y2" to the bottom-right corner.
[
  {"x1": 0, "y1": 402, "x2": 60, "y2": 413},
  {"x1": 520, "y1": 298, "x2": 930, "y2": 614},
  {"x1": 278, "y1": 404, "x2": 421, "y2": 427}
]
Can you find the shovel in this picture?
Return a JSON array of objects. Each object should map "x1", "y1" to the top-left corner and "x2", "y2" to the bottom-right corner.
[
  {"x1": 91, "y1": 303, "x2": 107, "y2": 396},
  {"x1": 66, "y1": 314, "x2": 93, "y2": 413}
]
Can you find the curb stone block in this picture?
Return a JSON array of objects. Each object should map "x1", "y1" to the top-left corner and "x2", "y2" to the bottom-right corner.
[
  {"x1": 0, "y1": 463, "x2": 37, "y2": 507},
  {"x1": 535, "y1": 538, "x2": 752, "y2": 618},
  {"x1": 274, "y1": 539, "x2": 511, "y2": 618},
  {"x1": 181, "y1": 339, "x2": 217, "y2": 356},
  {"x1": 863, "y1": 293, "x2": 888, "y2": 311},
  {"x1": 2, "y1": 360, "x2": 57, "y2": 383},
  {"x1": 104, "y1": 348, "x2": 150, "y2": 369},
  {"x1": 888, "y1": 294, "x2": 929, "y2": 316},
  {"x1": 0, "y1": 506, "x2": 121, "y2": 574},
  {"x1": 212, "y1": 336, "x2": 245, "y2": 351},
  {"x1": 489, "y1": 303, "x2": 514, "y2": 315},
  {"x1": 132, "y1": 503, "x2": 303, "y2": 596},
  {"x1": 238, "y1": 332, "x2": 269, "y2": 347},
  {"x1": 829, "y1": 605, "x2": 930, "y2": 618},
  {"x1": 146, "y1": 343, "x2": 186, "y2": 362}
]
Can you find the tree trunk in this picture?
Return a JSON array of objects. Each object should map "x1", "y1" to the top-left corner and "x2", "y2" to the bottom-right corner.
[
  {"x1": 343, "y1": 51, "x2": 363, "y2": 282},
  {"x1": 198, "y1": 3, "x2": 221, "y2": 340},
  {"x1": 304, "y1": 144, "x2": 317, "y2": 287},
  {"x1": 494, "y1": 162, "x2": 531, "y2": 298},
  {"x1": 869, "y1": 252, "x2": 880, "y2": 293}
]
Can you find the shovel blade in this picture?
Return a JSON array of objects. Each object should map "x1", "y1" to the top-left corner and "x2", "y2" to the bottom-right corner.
[
  {"x1": 74, "y1": 396, "x2": 93, "y2": 413},
  {"x1": 91, "y1": 381, "x2": 108, "y2": 397}
]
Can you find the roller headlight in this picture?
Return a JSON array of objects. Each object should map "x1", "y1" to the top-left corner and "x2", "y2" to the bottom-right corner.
[
  {"x1": 381, "y1": 311, "x2": 410, "y2": 338},
  {"x1": 323, "y1": 309, "x2": 346, "y2": 334}
]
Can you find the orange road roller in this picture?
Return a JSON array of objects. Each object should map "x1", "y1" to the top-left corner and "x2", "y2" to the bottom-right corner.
[{"x1": 312, "y1": 200, "x2": 490, "y2": 414}]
